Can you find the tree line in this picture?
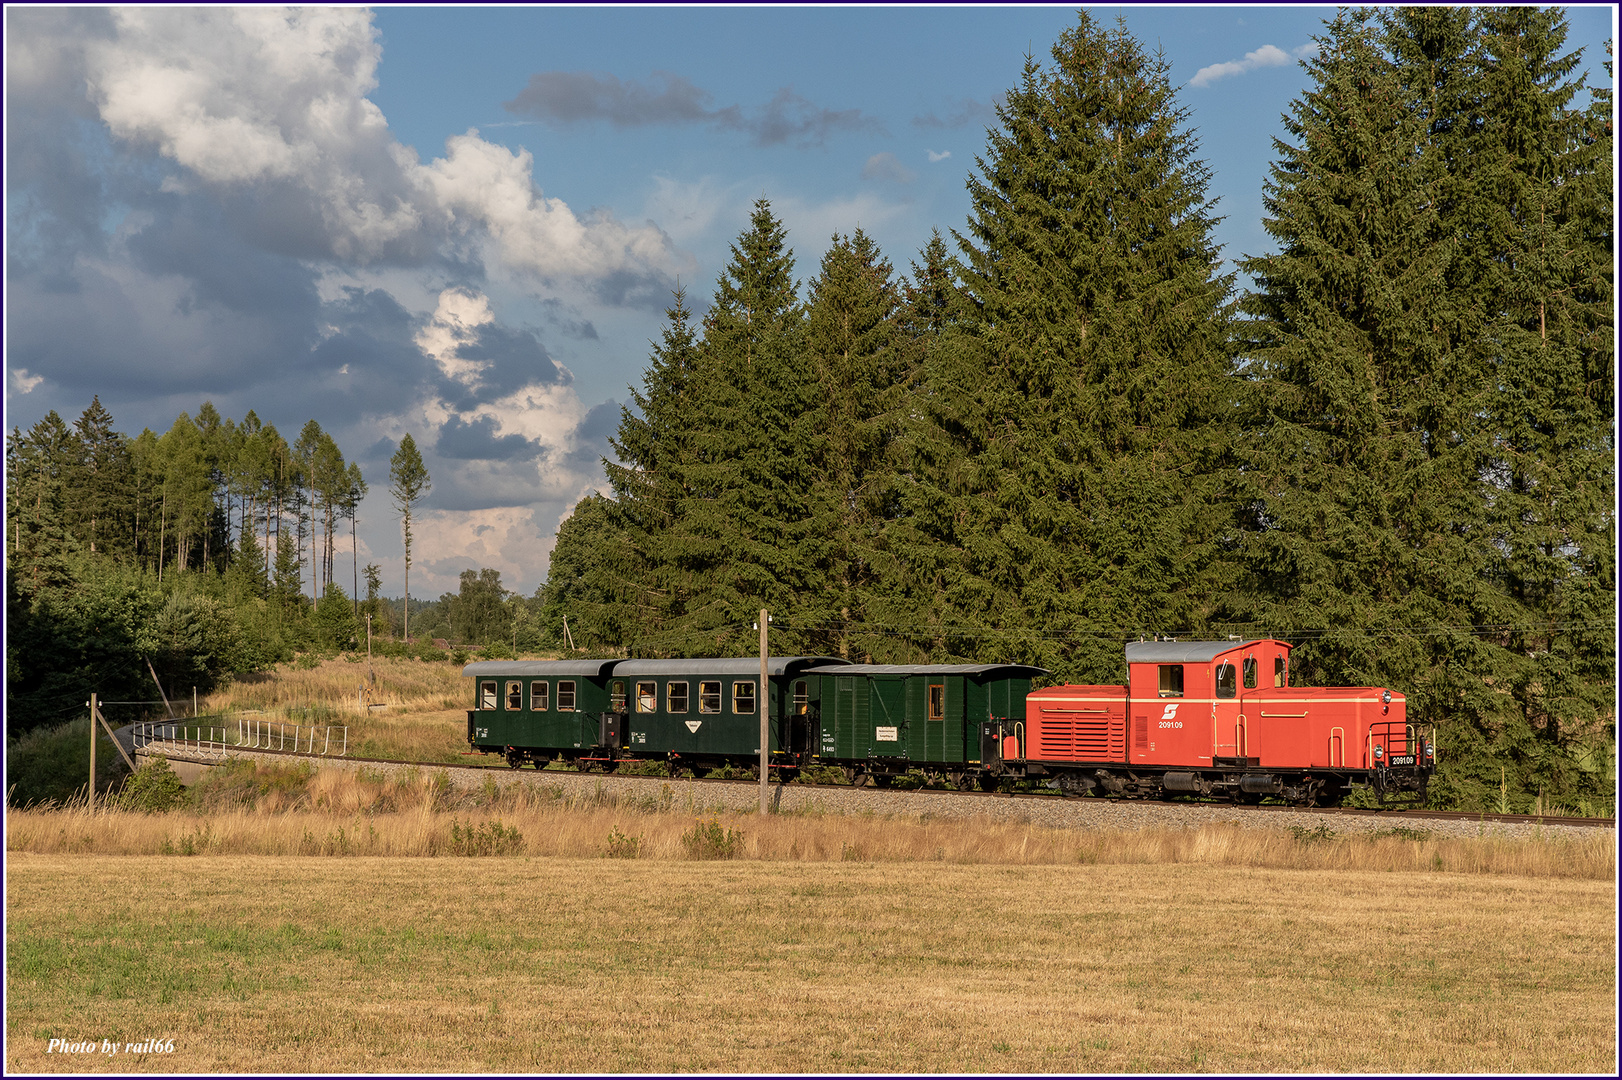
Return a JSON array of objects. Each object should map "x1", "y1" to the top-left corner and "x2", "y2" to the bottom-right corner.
[
  {"x1": 5, "y1": 382, "x2": 452, "y2": 725},
  {"x1": 549, "y1": 9, "x2": 1614, "y2": 813}
]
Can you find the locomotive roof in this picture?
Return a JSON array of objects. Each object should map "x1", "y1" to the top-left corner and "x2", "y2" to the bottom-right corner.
[
  {"x1": 610, "y1": 657, "x2": 849, "y2": 677},
  {"x1": 1123, "y1": 640, "x2": 1271, "y2": 664},
  {"x1": 800, "y1": 663, "x2": 1050, "y2": 678},
  {"x1": 462, "y1": 659, "x2": 619, "y2": 678}
]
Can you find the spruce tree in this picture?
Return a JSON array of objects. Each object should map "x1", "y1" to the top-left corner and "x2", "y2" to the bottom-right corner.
[
  {"x1": 1241, "y1": 8, "x2": 1614, "y2": 812},
  {"x1": 601, "y1": 288, "x2": 704, "y2": 655},
  {"x1": 675, "y1": 199, "x2": 824, "y2": 655},
  {"x1": 803, "y1": 229, "x2": 906, "y2": 660},
  {"x1": 67, "y1": 397, "x2": 134, "y2": 559},
  {"x1": 388, "y1": 433, "x2": 431, "y2": 642},
  {"x1": 954, "y1": 12, "x2": 1237, "y2": 680}
]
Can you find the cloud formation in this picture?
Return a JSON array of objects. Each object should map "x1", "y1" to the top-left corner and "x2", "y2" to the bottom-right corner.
[
  {"x1": 1189, "y1": 43, "x2": 1317, "y2": 88},
  {"x1": 504, "y1": 70, "x2": 883, "y2": 147},
  {"x1": 912, "y1": 97, "x2": 998, "y2": 130},
  {"x1": 4, "y1": 6, "x2": 643, "y2": 596},
  {"x1": 861, "y1": 152, "x2": 916, "y2": 184}
]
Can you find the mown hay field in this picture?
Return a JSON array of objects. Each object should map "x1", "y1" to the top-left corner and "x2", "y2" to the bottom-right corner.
[{"x1": 6, "y1": 791, "x2": 1617, "y2": 1074}]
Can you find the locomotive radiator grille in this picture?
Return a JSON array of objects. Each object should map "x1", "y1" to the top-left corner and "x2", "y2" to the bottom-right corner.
[{"x1": 1032, "y1": 708, "x2": 1125, "y2": 760}]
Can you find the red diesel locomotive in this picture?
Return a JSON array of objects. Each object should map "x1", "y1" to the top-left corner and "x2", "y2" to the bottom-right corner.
[{"x1": 992, "y1": 638, "x2": 1434, "y2": 805}]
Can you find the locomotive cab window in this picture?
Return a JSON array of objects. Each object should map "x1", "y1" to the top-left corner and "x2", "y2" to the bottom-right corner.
[
  {"x1": 636, "y1": 682, "x2": 657, "y2": 713},
  {"x1": 557, "y1": 681, "x2": 577, "y2": 711},
  {"x1": 668, "y1": 682, "x2": 689, "y2": 714},
  {"x1": 531, "y1": 681, "x2": 549, "y2": 712},
  {"x1": 506, "y1": 681, "x2": 523, "y2": 710},
  {"x1": 1215, "y1": 664, "x2": 1236, "y2": 699},
  {"x1": 479, "y1": 681, "x2": 498, "y2": 710},
  {"x1": 610, "y1": 680, "x2": 627, "y2": 712},
  {"x1": 699, "y1": 681, "x2": 721, "y2": 714},
  {"x1": 733, "y1": 681, "x2": 756, "y2": 715},
  {"x1": 1274, "y1": 657, "x2": 1287, "y2": 688},
  {"x1": 928, "y1": 684, "x2": 945, "y2": 721},
  {"x1": 1243, "y1": 658, "x2": 1257, "y2": 689},
  {"x1": 1158, "y1": 665, "x2": 1184, "y2": 698}
]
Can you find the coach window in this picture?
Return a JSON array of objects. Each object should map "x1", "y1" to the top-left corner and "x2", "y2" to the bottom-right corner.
[
  {"x1": 610, "y1": 680, "x2": 627, "y2": 712},
  {"x1": 1274, "y1": 657, "x2": 1287, "y2": 688},
  {"x1": 699, "y1": 681, "x2": 721, "y2": 714},
  {"x1": 479, "y1": 681, "x2": 498, "y2": 710},
  {"x1": 1215, "y1": 663, "x2": 1237, "y2": 699},
  {"x1": 668, "y1": 682, "x2": 690, "y2": 714},
  {"x1": 506, "y1": 681, "x2": 523, "y2": 710},
  {"x1": 928, "y1": 684, "x2": 945, "y2": 721},
  {"x1": 637, "y1": 682, "x2": 657, "y2": 713},
  {"x1": 558, "y1": 681, "x2": 577, "y2": 711},
  {"x1": 793, "y1": 680, "x2": 809, "y2": 715},
  {"x1": 1158, "y1": 665, "x2": 1184, "y2": 698},
  {"x1": 531, "y1": 681, "x2": 549, "y2": 712},
  {"x1": 1243, "y1": 658, "x2": 1258, "y2": 690},
  {"x1": 733, "y1": 681, "x2": 756, "y2": 715}
]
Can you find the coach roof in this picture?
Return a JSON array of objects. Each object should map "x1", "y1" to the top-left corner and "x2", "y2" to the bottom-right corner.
[
  {"x1": 801, "y1": 663, "x2": 1050, "y2": 677},
  {"x1": 462, "y1": 659, "x2": 618, "y2": 678}
]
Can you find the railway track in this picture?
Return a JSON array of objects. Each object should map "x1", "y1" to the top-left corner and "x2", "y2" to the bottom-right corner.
[{"x1": 142, "y1": 736, "x2": 1616, "y2": 831}]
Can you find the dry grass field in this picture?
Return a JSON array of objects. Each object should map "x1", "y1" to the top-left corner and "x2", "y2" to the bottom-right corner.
[
  {"x1": 198, "y1": 655, "x2": 474, "y2": 762},
  {"x1": 6, "y1": 853, "x2": 1615, "y2": 1074}
]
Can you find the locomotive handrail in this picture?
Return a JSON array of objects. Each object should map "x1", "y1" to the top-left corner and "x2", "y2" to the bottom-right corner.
[
  {"x1": 1260, "y1": 710, "x2": 1308, "y2": 718},
  {"x1": 1040, "y1": 706, "x2": 1107, "y2": 713}
]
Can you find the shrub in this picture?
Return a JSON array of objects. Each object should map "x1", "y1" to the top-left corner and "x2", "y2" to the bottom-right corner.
[
  {"x1": 603, "y1": 827, "x2": 642, "y2": 859},
  {"x1": 5, "y1": 717, "x2": 128, "y2": 808},
  {"x1": 117, "y1": 758, "x2": 185, "y2": 813},
  {"x1": 446, "y1": 819, "x2": 525, "y2": 856},
  {"x1": 681, "y1": 817, "x2": 744, "y2": 860}
]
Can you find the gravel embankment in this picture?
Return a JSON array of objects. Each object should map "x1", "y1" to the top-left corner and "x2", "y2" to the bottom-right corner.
[{"x1": 152, "y1": 744, "x2": 1610, "y2": 842}]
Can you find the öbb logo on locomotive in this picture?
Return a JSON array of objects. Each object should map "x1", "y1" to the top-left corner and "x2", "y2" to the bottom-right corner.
[{"x1": 462, "y1": 640, "x2": 1435, "y2": 806}]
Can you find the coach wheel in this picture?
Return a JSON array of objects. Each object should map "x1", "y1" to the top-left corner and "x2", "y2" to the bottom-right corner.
[
  {"x1": 978, "y1": 774, "x2": 1001, "y2": 792},
  {"x1": 505, "y1": 748, "x2": 524, "y2": 770},
  {"x1": 949, "y1": 771, "x2": 973, "y2": 791},
  {"x1": 872, "y1": 774, "x2": 894, "y2": 789},
  {"x1": 850, "y1": 770, "x2": 871, "y2": 788}
]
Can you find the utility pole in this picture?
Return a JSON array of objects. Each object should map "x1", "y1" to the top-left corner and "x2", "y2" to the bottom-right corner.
[
  {"x1": 759, "y1": 609, "x2": 769, "y2": 816},
  {"x1": 88, "y1": 692, "x2": 97, "y2": 810}
]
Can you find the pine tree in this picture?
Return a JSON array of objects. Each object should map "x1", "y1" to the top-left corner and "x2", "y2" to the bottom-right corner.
[
  {"x1": 67, "y1": 397, "x2": 134, "y2": 558},
  {"x1": 601, "y1": 287, "x2": 704, "y2": 655},
  {"x1": 388, "y1": 433, "x2": 431, "y2": 642},
  {"x1": 5, "y1": 412, "x2": 79, "y2": 592},
  {"x1": 953, "y1": 12, "x2": 1237, "y2": 680},
  {"x1": 802, "y1": 229, "x2": 906, "y2": 660},
  {"x1": 674, "y1": 199, "x2": 823, "y2": 655}
]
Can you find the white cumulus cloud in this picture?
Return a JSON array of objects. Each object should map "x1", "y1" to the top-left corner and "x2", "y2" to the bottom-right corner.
[
  {"x1": 81, "y1": 7, "x2": 682, "y2": 288},
  {"x1": 1190, "y1": 43, "x2": 1312, "y2": 88}
]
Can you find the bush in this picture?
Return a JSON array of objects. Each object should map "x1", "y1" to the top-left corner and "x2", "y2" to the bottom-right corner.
[
  {"x1": 117, "y1": 758, "x2": 185, "y2": 812},
  {"x1": 681, "y1": 817, "x2": 745, "y2": 860},
  {"x1": 602, "y1": 827, "x2": 642, "y2": 858},
  {"x1": 446, "y1": 819, "x2": 525, "y2": 856},
  {"x1": 5, "y1": 717, "x2": 128, "y2": 807}
]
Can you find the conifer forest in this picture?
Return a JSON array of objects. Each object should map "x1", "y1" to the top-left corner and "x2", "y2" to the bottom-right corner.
[{"x1": 6, "y1": 10, "x2": 1614, "y2": 814}]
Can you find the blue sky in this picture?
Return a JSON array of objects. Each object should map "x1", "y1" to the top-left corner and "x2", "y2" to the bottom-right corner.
[{"x1": 5, "y1": 5, "x2": 1615, "y2": 599}]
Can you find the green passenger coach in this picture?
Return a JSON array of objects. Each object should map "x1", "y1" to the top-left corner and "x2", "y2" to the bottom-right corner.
[
  {"x1": 801, "y1": 663, "x2": 1048, "y2": 788},
  {"x1": 464, "y1": 656, "x2": 843, "y2": 773},
  {"x1": 464, "y1": 659, "x2": 617, "y2": 769}
]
